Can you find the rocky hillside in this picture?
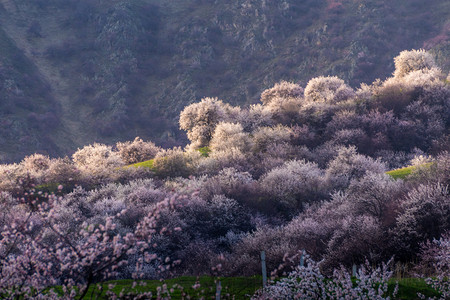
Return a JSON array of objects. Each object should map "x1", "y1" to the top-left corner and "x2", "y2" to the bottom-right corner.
[{"x1": 0, "y1": 0, "x2": 449, "y2": 162}]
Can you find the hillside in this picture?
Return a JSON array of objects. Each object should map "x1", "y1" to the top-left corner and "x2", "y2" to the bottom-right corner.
[
  {"x1": 0, "y1": 47, "x2": 449, "y2": 298},
  {"x1": 0, "y1": 0, "x2": 449, "y2": 162}
]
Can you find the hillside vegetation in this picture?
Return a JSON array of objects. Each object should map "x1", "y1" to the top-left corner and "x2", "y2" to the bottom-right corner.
[
  {"x1": 0, "y1": 50, "x2": 448, "y2": 299},
  {"x1": 0, "y1": 0, "x2": 449, "y2": 161}
]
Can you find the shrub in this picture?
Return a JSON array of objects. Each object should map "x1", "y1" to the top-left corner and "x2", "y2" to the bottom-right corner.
[
  {"x1": 0, "y1": 188, "x2": 170, "y2": 299},
  {"x1": 290, "y1": 124, "x2": 318, "y2": 148},
  {"x1": 375, "y1": 149, "x2": 420, "y2": 170},
  {"x1": 21, "y1": 154, "x2": 51, "y2": 175},
  {"x1": 179, "y1": 97, "x2": 239, "y2": 148},
  {"x1": 209, "y1": 122, "x2": 252, "y2": 153},
  {"x1": 229, "y1": 226, "x2": 293, "y2": 276},
  {"x1": 260, "y1": 81, "x2": 303, "y2": 105},
  {"x1": 265, "y1": 96, "x2": 303, "y2": 125},
  {"x1": 116, "y1": 137, "x2": 160, "y2": 164},
  {"x1": 323, "y1": 215, "x2": 385, "y2": 272},
  {"x1": 66, "y1": 179, "x2": 163, "y2": 226},
  {"x1": 45, "y1": 157, "x2": 81, "y2": 185},
  {"x1": 371, "y1": 78, "x2": 417, "y2": 114},
  {"x1": 309, "y1": 142, "x2": 343, "y2": 168},
  {"x1": 163, "y1": 176, "x2": 209, "y2": 197},
  {"x1": 152, "y1": 147, "x2": 199, "y2": 178},
  {"x1": 178, "y1": 194, "x2": 254, "y2": 242},
  {"x1": 238, "y1": 104, "x2": 273, "y2": 132},
  {"x1": 257, "y1": 81, "x2": 305, "y2": 124},
  {"x1": 177, "y1": 240, "x2": 221, "y2": 275},
  {"x1": 393, "y1": 49, "x2": 437, "y2": 78},
  {"x1": 410, "y1": 152, "x2": 450, "y2": 185},
  {"x1": 431, "y1": 134, "x2": 450, "y2": 155},
  {"x1": 255, "y1": 143, "x2": 305, "y2": 176},
  {"x1": 284, "y1": 204, "x2": 348, "y2": 260},
  {"x1": 252, "y1": 125, "x2": 292, "y2": 153},
  {"x1": 197, "y1": 147, "x2": 252, "y2": 175},
  {"x1": 393, "y1": 183, "x2": 450, "y2": 260},
  {"x1": 330, "y1": 128, "x2": 370, "y2": 149},
  {"x1": 253, "y1": 255, "x2": 397, "y2": 300},
  {"x1": 304, "y1": 76, "x2": 354, "y2": 103},
  {"x1": 72, "y1": 143, "x2": 124, "y2": 179},
  {"x1": 325, "y1": 146, "x2": 386, "y2": 190},
  {"x1": 297, "y1": 101, "x2": 339, "y2": 130},
  {"x1": 260, "y1": 159, "x2": 327, "y2": 211},
  {"x1": 402, "y1": 101, "x2": 446, "y2": 147},
  {"x1": 346, "y1": 172, "x2": 404, "y2": 220},
  {"x1": 0, "y1": 163, "x2": 33, "y2": 193},
  {"x1": 418, "y1": 234, "x2": 450, "y2": 299},
  {"x1": 361, "y1": 110, "x2": 396, "y2": 136},
  {"x1": 146, "y1": 194, "x2": 254, "y2": 274},
  {"x1": 200, "y1": 167, "x2": 257, "y2": 204},
  {"x1": 402, "y1": 67, "x2": 445, "y2": 90},
  {"x1": 389, "y1": 119, "x2": 428, "y2": 152},
  {"x1": 283, "y1": 192, "x2": 386, "y2": 274},
  {"x1": 124, "y1": 179, "x2": 166, "y2": 205},
  {"x1": 325, "y1": 109, "x2": 361, "y2": 133}
]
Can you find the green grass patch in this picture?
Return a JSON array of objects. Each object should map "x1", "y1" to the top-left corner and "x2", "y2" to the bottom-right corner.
[
  {"x1": 35, "y1": 182, "x2": 62, "y2": 194},
  {"x1": 386, "y1": 162, "x2": 434, "y2": 180},
  {"x1": 34, "y1": 182, "x2": 77, "y2": 194},
  {"x1": 125, "y1": 159, "x2": 155, "y2": 171},
  {"x1": 43, "y1": 276, "x2": 443, "y2": 299},
  {"x1": 197, "y1": 146, "x2": 211, "y2": 157},
  {"x1": 389, "y1": 278, "x2": 441, "y2": 299},
  {"x1": 386, "y1": 166, "x2": 416, "y2": 179},
  {"x1": 80, "y1": 276, "x2": 262, "y2": 299},
  {"x1": 124, "y1": 146, "x2": 210, "y2": 173}
]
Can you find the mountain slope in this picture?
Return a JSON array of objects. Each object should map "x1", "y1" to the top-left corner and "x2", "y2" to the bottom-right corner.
[{"x1": 0, "y1": 0, "x2": 449, "y2": 162}]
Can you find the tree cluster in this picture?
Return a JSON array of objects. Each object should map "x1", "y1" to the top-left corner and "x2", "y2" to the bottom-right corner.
[{"x1": 0, "y1": 50, "x2": 448, "y2": 298}]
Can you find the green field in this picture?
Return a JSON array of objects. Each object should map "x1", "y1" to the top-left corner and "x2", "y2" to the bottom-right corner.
[
  {"x1": 58, "y1": 276, "x2": 443, "y2": 299},
  {"x1": 78, "y1": 276, "x2": 262, "y2": 299}
]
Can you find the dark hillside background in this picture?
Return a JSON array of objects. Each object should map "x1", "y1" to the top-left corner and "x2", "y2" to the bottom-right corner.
[{"x1": 0, "y1": 0, "x2": 449, "y2": 162}]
